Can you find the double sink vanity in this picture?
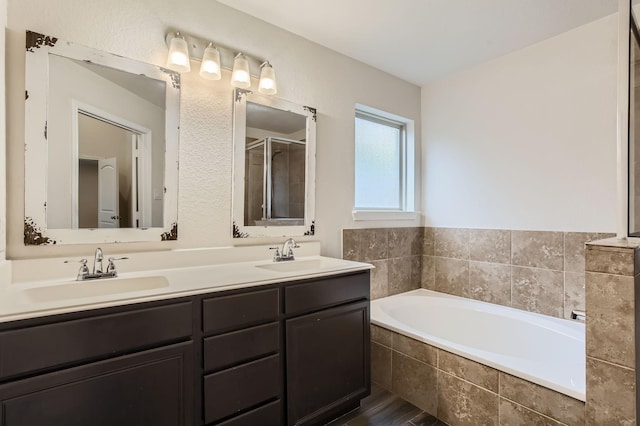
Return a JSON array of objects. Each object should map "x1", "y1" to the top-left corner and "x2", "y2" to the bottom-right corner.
[{"x1": 0, "y1": 245, "x2": 372, "y2": 426}]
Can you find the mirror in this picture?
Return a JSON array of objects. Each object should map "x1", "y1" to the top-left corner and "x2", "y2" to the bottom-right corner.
[
  {"x1": 24, "y1": 31, "x2": 180, "y2": 244},
  {"x1": 232, "y1": 89, "x2": 316, "y2": 238}
]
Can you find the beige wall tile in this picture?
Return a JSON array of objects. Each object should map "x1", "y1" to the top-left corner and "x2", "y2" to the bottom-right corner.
[
  {"x1": 511, "y1": 231, "x2": 564, "y2": 271},
  {"x1": 342, "y1": 229, "x2": 360, "y2": 261},
  {"x1": 371, "y1": 324, "x2": 393, "y2": 347},
  {"x1": 411, "y1": 227, "x2": 425, "y2": 256},
  {"x1": 511, "y1": 266, "x2": 564, "y2": 317},
  {"x1": 564, "y1": 232, "x2": 600, "y2": 273},
  {"x1": 371, "y1": 342, "x2": 392, "y2": 390},
  {"x1": 435, "y1": 227, "x2": 469, "y2": 259},
  {"x1": 438, "y1": 350, "x2": 499, "y2": 393},
  {"x1": 388, "y1": 227, "x2": 414, "y2": 258},
  {"x1": 437, "y1": 371, "x2": 499, "y2": 426},
  {"x1": 499, "y1": 373, "x2": 585, "y2": 425},
  {"x1": 435, "y1": 257, "x2": 470, "y2": 298},
  {"x1": 470, "y1": 229, "x2": 510, "y2": 264},
  {"x1": 585, "y1": 272, "x2": 635, "y2": 368},
  {"x1": 392, "y1": 352, "x2": 438, "y2": 416},
  {"x1": 410, "y1": 255, "x2": 422, "y2": 289},
  {"x1": 499, "y1": 399, "x2": 564, "y2": 426},
  {"x1": 360, "y1": 228, "x2": 389, "y2": 261},
  {"x1": 393, "y1": 334, "x2": 437, "y2": 366},
  {"x1": 369, "y1": 259, "x2": 390, "y2": 300},
  {"x1": 586, "y1": 357, "x2": 636, "y2": 425},
  {"x1": 388, "y1": 257, "x2": 414, "y2": 295},
  {"x1": 423, "y1": 227, "x2": 435, "y2": 256},
  {"x1": 421, "y1": 255, "x2": 435, "y2": 290},
  {"x1": 469, "y1": 261, "x2": 511, "y2": 306},
  {"x1": 585, "y1": 246, "x2": 635, "y2": 276},
  {"x1": 564, "y1": 272, "x2": 585, "y2": 320}
]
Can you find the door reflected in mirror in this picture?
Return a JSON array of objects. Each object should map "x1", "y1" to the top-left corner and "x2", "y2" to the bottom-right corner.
[{"x1": 24, "y1": 30, "x2": 180, "y2": 244}]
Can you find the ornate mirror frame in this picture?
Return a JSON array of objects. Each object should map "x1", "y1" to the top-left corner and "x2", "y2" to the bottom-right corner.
[
  {"x1": 232, "y1": 89, "x2": 316, "y2": 238},
  {"x1": 24, "y1": 31, "x2": 180, "y2": 245}
]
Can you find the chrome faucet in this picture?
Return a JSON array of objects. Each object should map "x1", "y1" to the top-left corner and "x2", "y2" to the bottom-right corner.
[
  {"x1": 270, "y1": 238, "x2": 300, "y2": 262},
  {"x1": 93, "y1": 248, "x2": 104, "y2": 274},
  {"x1": 65, "y1": 248, "x2": 128, "y2": 281}
]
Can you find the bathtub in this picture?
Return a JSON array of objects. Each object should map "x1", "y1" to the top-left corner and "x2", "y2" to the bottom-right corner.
[{"x1": 371, "y1": 289, "x2": 585, "y2": 401}]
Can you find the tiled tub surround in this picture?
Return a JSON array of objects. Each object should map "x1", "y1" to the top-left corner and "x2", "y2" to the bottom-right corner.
[
  {"x1": 371, "y1": 324, "x2": 585, "y2": 425},
  {"x1": 343, "y1": 227, "x2": 613, "y2": 320},
  {"x1": 584, "y1": 238, "x2": 638, "y2": 425},
  {"x1": 371, "y1": 289, "x2": 585, "y2": 401}
]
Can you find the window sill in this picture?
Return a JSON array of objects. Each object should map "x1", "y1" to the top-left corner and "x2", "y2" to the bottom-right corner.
[{"x1": 352, "y1": 210, "x2": 420, "y2": 221}]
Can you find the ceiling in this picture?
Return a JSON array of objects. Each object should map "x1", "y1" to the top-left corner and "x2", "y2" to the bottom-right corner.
[{"x1": 217, "y1": 0, "x2": 618, "y2": 86}]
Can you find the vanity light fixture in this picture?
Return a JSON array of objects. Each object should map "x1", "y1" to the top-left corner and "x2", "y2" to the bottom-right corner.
[
  {"x1": 164, "y1": 30, "x2": 278, "y2": 94},
  {"x1": 199, "y1": 43, "x2": 222, "y2": 80},
  {"x1": 231, "y1": 53, "x2": 251, "y2": 89},
  {"x1": 166, "y1": 32, "x2": 191, "y2": 73},
  {"x1": 258, "y1": 61, "x2": 277, "y2": 95}
]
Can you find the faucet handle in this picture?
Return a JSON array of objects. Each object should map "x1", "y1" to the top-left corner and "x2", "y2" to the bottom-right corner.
[
  {"x1": 106, "y1": 257, "x2": 129, "y2": 275},
  {"x1": 269, "y1": 246, "x2": 281, "y2": 260},
  {"x1": 64, "y1": 259, "x2": 89, "y2": 280}
]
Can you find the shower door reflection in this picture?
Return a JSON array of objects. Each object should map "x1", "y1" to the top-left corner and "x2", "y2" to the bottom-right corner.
[{"x1": 244, "y1": 137, "x2": 306, "y2": 226}]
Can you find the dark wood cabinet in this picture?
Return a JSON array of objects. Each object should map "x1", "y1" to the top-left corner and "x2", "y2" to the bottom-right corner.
[
  {"x1": 285, "y1": 300, "x2": 370, "y2": 426},
  {"x1": 0, "y1": 269, "x2": 370, "y2": 426},
  {"x1": 0, "y1": 341, "x2": 194, "y2": 426}
]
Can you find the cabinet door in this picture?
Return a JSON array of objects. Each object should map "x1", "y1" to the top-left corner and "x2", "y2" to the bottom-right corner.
[
  {"x1": 286, "y1": 300, "x2": 370, "y2": 426},
  {"x1": 0, "y1": 341, "x2": 194, "y2": 426}
]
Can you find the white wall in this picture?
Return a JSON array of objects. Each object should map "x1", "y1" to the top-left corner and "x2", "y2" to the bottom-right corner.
[
  {"x1": 422, "y1": 15, "x2": 618, "y2": 233},
  {"x1": 6, "y1": 0, "x2": 421, "y2": 259}
]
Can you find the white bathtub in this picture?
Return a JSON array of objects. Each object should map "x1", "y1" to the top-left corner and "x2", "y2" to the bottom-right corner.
[{"x1": 371, "y1": 289, "x2": 585, "y2": 401}]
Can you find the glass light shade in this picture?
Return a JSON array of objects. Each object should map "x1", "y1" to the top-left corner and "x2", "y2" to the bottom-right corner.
[
  {"x1": 231, "y1": 53, "x2": 251, "y2": 89},
  {"x1": 258, "y1": 63, "x2": 277, "y2": 95},
  {"x1": 166, "y1": 35, "x2": 191, "y2": 73},
  {"x1": 199, "y1": 45, "x2": 221, "y2": 80}
]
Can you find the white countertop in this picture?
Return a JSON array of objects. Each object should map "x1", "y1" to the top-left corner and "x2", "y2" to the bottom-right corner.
[{"x1": 0, "y1": 255, "x2": 373, "y2": 323}]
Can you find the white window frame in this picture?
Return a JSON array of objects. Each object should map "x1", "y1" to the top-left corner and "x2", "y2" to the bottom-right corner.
[{"x1": 353, "y1": 104, "x2": 418, "y2": 221}]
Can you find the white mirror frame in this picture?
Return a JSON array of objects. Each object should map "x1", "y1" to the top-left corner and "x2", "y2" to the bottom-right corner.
[
  {"x1": 24, "y1": 30, "x2": 180, "y2": 245},
  {"x1": 232, "y1": 89, "x2": 316, "y2": 238}
]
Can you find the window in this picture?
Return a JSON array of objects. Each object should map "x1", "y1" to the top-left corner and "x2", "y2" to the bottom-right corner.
[{"x1": 353, "y1": 105, "x2": 416, "y2": 220}]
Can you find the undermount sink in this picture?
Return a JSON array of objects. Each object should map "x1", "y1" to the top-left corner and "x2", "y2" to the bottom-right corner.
[
  {"x1": 256, "y1": 258, "x2": 340, "y2": 273},
  {"x1": 23, "y1": 276, "x2": 170, "y2": 304}
]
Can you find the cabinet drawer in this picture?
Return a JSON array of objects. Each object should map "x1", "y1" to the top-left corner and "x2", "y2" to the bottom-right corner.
[
  {"x1": 0, "y1": 302, "x2": 193, "y2": 380},
  {"x1": 285, "y1": 272, "x2": 369, "y2": 315},
  {"x1": 203, "y1": 322, "x2": 279, "y2": 373},
  {"x1": 202, "y1": 288, "x2": 279, "y2": 334},
  {"x1": 215, "y1": 399, "x2": 281, "y2": 426},
  {"x1": 204, "y1": 354, "x2": 280, "y2": 424}
]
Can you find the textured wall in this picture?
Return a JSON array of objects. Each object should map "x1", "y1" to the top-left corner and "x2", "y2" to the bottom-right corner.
[{"x1": 6, "y1": 0, "x2": 421, "y2": 260}]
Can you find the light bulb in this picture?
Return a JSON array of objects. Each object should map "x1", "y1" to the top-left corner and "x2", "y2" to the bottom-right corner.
[
  {"x1": 166, "y1": 33, "x2": 190, "y2": 73},
  {"x1": 231, "y1": 53, "x2": 251, "y2": 89},
  {"x1": 258, "y1": 62, "x2": 277, "y2": 95},
  {"x1": 199, "y1": 43, "x2": 221, "y2": 80}
]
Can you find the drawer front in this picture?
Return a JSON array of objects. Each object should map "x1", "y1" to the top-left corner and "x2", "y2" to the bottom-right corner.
[
  {"x1": 0, "y1": 302, "x2": 193, "y2": 380},
  {"x1": 285, "y1": 272, "x2": 369, "y2": 315},
  {"x1": 216, "y1": 399, "x2": 281, "y2": 426},
  {"x1": 203, "y1": 354, "x2": 280, "y2": 424},
  {"x1": 202, "y1": 288, "x2": 279, "y2": 334},
  {"x1": 203, "y1": 322, "x2": 279, "y2": 373}
]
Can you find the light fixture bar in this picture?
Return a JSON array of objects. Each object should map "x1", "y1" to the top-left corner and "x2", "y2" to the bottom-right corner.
[{"x1": 164, "y1": 31, "x2": 266, "y2": 78}]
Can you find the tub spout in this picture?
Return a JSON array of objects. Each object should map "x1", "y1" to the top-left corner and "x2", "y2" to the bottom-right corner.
[{"x1": 570, "y1": 310, "x2": 586, "y2": 321}]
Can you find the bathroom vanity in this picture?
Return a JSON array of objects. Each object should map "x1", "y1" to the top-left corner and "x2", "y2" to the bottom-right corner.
[{"x1": 0, "y1": 266, "x2": 370, "y2": 426}]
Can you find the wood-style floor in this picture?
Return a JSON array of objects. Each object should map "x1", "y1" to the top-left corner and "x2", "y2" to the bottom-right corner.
[{"x1": 326, "y1": 385, "x2": 446, "y2": 426}]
